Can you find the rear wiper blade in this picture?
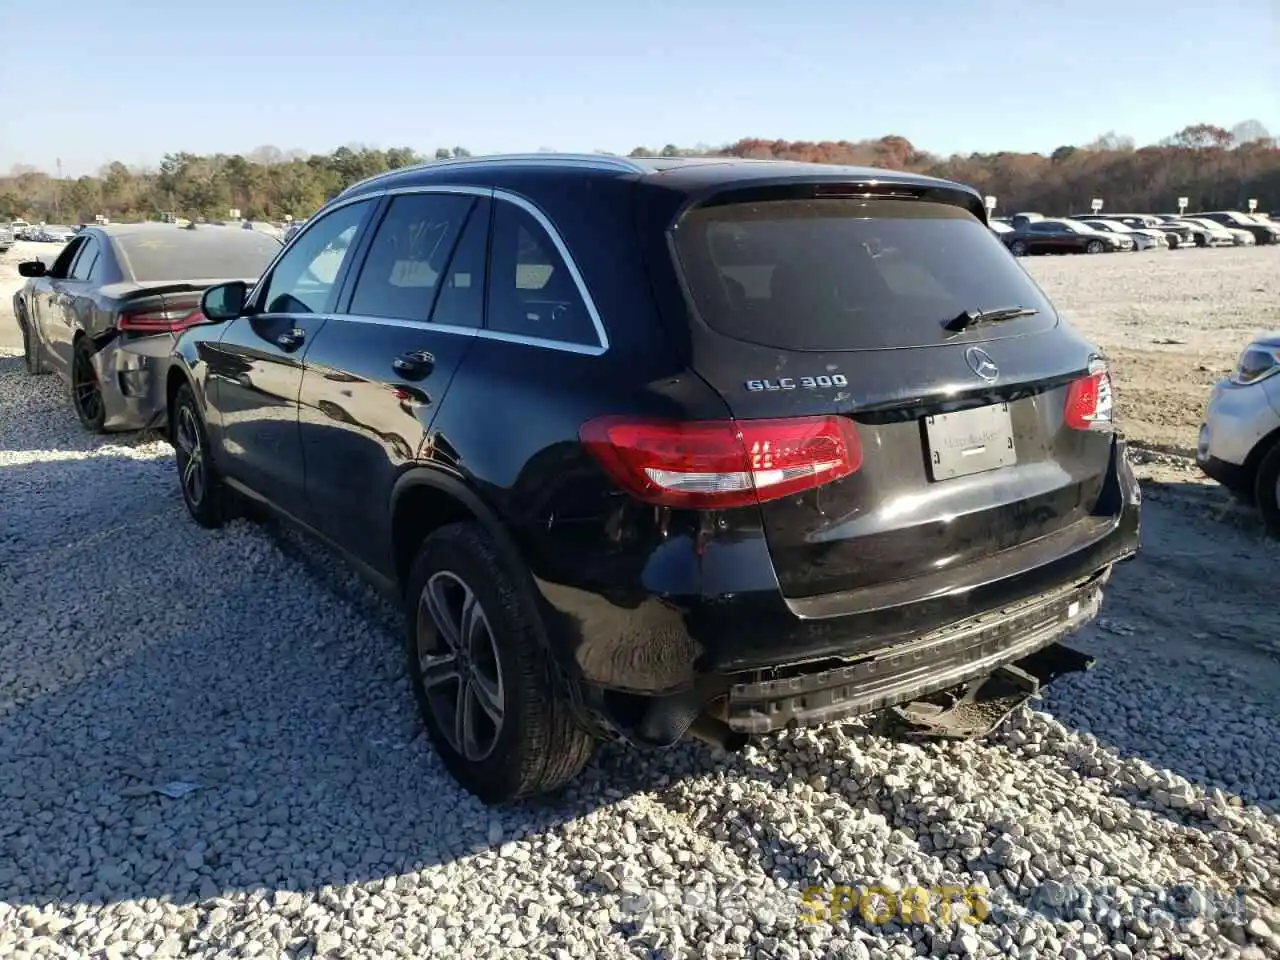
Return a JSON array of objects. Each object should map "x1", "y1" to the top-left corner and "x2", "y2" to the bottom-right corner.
[{"x1": 943, "y1": 306, "x2": 1039, "y2": 334}]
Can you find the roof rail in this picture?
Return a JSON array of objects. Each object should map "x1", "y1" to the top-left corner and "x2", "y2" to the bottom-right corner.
[{"x1": 340, "y1": 152, "x2": 646, "y2": 197}]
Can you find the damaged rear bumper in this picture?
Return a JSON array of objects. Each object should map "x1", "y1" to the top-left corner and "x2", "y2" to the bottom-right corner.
[
  {"x1": 619, "y1": 439, "x2": 1139, "y2": 748},
  {"x1": 96, "y1": 336, "x2": 174, "y2": 432},
  {"x1": 725, "y1": 569, "x2": 1105, "y2": 734}
]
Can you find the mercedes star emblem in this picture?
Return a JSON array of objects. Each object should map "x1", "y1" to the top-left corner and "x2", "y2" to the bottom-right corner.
[{"x1": 964, "y1": 347, "x2": 999, "y2": 382}]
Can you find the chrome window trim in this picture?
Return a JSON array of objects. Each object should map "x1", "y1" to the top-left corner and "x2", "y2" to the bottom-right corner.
[
  {"x1": 334, "y1": 184, "x2": 609, "y2": 356},
  {"x1": 340, "y1": 313, "x2": 481, "y2": 338},
  {"x1": 337, "y1": 312, "x2": 606, "y2": 356},
  {"x1": 251, "y1": 182, "x2": 610, "y2": 357}
]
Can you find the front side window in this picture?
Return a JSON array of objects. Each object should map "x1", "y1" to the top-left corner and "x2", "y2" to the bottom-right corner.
[
  {"x1": 48, "y1": 237, "x2": 87, "y2": 279},
  {"x1": 347, "y1": 193, "x2": 475, "y2": 323},
  {"x1": 258, "y1": 200, "x2": 371, "y2": 315},
  {"x1": 485, "y1": 200, "x2": 597, "y2": 346}
]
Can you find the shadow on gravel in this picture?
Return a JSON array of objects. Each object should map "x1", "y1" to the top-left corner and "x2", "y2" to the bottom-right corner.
[
  {"x1": 0, "y1": 452, "x2": 1275, "y2": 938},
  {"x1": 0, "y1": 352, "x2": 168, "y2": 454}
]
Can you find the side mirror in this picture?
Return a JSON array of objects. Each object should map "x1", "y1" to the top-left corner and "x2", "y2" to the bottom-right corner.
[
  {"x1": 201, "y1": 281, "x2": 248, "y2": 322},
  {"x1": 17, "y1": 260, "x2": 47, "y2": 278}
]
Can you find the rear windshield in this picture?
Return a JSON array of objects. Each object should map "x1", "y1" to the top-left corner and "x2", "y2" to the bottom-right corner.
[
  {"x1": 671, "y1": 198, "x2": 1057, "y2": 351},
  {"x1": 113, "y1": 229, "x2": 281, "y2": 283}
]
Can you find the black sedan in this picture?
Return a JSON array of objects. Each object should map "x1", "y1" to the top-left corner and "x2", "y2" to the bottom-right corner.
[
  {"x1": 13, "y1": 223, "x2": 281, "y2": 432},
  {"x1": 1002, "y1": 218, "x2": 1132, "y2": 256}
]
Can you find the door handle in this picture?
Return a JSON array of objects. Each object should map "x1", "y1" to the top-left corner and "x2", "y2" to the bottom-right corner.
[
  {"x1": 392, "y1": 350, "x2": 435, "y2": 378},
  {"x1": 276, "y1": 328, "x2": 306, "y2": 350}
]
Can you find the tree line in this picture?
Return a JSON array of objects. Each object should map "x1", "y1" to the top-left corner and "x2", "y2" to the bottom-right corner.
[{"x1": 2, "y1": 122, "x2": 1275, "y2": 225}]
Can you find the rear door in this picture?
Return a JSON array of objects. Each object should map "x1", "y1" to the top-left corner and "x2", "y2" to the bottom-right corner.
[
  {"x1": 205, "y1": 199, "x2": 376, "y2": 516},
  {"x1": 1030, "y1": 220, "x2": 1069, "y2": 252},
  {"x1": 298, "y1": 189, "x2": 490, "y2": 574},
  {"x1": 55, "y1": 235, "x2": 103, "y2": 357},
  {"x1": 663, "y1": 192, "x2": 1116, "y2": 605}
]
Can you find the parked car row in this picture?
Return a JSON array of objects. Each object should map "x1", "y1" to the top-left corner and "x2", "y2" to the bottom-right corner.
[
  {"x1": 12, "y1": 154, "x2": 1142, "y2": 804},
  {"x1": 990, "y1": 209, "x2": 1277, "y2": 255},
  {"x1": 7, "y1": 221, "x2": 79, "y2": 243}
]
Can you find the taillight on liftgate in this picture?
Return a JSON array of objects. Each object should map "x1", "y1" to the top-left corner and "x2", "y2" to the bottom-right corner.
[
  {"x1": 1064, "y1": 359, "x2": 1114, "y2": 431},
  {"x1": 579, "y1": 415, "x2": 863, "y2": 509}
]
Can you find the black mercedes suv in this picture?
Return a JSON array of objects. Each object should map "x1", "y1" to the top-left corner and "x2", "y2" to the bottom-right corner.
[{"x1": 165, "y1": 154, "x2": 1141, "y2": 803}]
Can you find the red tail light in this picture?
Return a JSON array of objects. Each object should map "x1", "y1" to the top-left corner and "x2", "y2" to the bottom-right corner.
[
  {"x1": 1064, "y1": 360, "x2": 1114, "y2": 431},
  {"x1": 579, "y1": 415, "x2": 863, "y2": 509},
  {"x1": 117, "y1": 300, "x2": 204, "y2": 333}
]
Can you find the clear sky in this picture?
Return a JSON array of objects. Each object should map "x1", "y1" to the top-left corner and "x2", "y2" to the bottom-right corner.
[{"x1": 1, "y1": 0, "x2": 1276, "y2": 177}]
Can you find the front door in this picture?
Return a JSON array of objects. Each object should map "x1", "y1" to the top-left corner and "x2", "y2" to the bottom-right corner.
[
  {"x1": 53, "y1": 235, "x2": 103, "y2": 365},
  {"x1": 30, "y1": 237, "x2": 88, "y2": 376},
  {"x1": 206, "y1": 198, "x2": 376, "y2": 518},
  {"x1": 299, "y1": 190, "x2": 491, "y2": 574}
]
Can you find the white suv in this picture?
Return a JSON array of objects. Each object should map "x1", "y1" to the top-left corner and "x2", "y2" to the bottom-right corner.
[{"x1": 1197, "y1": 333, "x2": 1280, "y2": 534}]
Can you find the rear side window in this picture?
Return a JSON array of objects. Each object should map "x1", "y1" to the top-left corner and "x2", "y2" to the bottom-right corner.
[
  {"x1": 486, "y1": 200, "x2": 597, "y2": 346},
  {"x1": 48, "y1": 237, "x2": 87, "y2": 278},
  {"x1": 671, "y1": 198, "x2": 1057, "y2": 352},
  {"x1": 347, "y1": 193, "x2": 475, "y2": 323}
]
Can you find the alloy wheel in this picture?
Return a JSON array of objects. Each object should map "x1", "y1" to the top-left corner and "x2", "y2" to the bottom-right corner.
[
  {"x1": 174, "y1": 406, "x2": 206, "y2": 508},
  {"x1": 417, "y1": 571, "x2": 505, "y2": 762},
  {"x1": 72, "y1": 350, "x2": 103, "y2": 423}
]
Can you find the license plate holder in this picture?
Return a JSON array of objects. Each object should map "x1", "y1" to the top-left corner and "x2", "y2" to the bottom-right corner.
[{"x1": 924, "y1": 403, "x2": 1016, "y2": 481}]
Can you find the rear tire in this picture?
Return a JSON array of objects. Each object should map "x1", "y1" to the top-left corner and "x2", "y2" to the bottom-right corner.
[
  {"x1": 71, "y1": 337, "x2": 106, "y2": 432},
  {"x1": 172, "y1": 382, "x2": 228, "y2": 529},
  {"x1": 405, "y1": 522, "x2": 596, "y2": 804},
  {"x1": 1254, "y1": 442, "x2": 1280, "y2": 538},
  {"x1": 1010, "y1": 239, "x2": 1028, "y2": 257}
]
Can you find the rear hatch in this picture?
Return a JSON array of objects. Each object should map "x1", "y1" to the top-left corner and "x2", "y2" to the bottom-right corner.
[{"x1": 665, "y1": 188, "x2": 1118, "y2": 608}]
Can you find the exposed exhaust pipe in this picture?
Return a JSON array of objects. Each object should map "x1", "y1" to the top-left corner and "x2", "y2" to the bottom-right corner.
[{"x1": 634, "y1": 687, "x2": 747, "y2": 751}]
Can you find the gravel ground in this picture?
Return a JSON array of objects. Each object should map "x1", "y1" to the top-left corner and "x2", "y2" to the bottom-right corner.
[
  {"x1": 1025, "y1": 245, "x2": 1280, "y2": 456},
  {"x1": 2, "y1": 242, "x2": 1280, "y2": 959}
]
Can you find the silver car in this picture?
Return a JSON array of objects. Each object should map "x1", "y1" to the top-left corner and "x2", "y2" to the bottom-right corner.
[
  {"x1": 13, "y1": 223, "x2": 281, "y2": 433},
  {"x1": 1179, "y1": 217, "x2": 1249, "y2": 247},
  {"x1": 1080, "y1": 218, "x2": 1167, "y2": 251},
  {"x1": 1197, "y1": 332, "x2": 1280, "y2": 534}
]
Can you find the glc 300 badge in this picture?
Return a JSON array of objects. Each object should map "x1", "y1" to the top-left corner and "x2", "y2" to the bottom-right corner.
[{"x1": 746, "y1": 375, "x2": 849, "y2": 392}]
